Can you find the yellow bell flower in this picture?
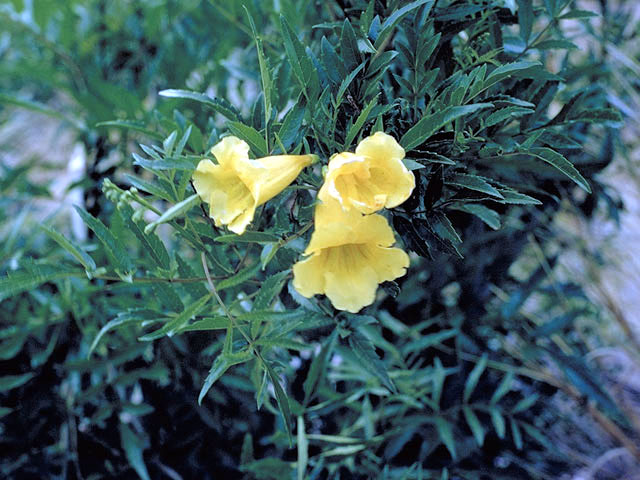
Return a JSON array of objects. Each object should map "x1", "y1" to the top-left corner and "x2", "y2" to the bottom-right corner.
[
  {"x1": 192, "y1": 136, "x2": 313, "y2": 234},
  {"x1": 318, "y1": 132, "x2": 415, "y2": 215},
  {"x1": 292, "y1": 200, "x2": 410, "y2": 313}
]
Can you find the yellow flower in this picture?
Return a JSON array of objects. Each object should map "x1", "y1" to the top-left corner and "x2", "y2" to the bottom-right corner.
[
  {"x1": 192, "y1": 136, "x2": 313, "y2": 234},
  {"x1": 318, "y1": 132, "x2": 415, "y2": 215},
  {"x1": 292, "y1": 201, "x2": 410, "y2": 313}
]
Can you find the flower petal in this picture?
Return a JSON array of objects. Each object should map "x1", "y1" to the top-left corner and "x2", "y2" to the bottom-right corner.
[
  {"x1": 238, "y1": 154, "x2": 313, "y2": 205},
  {"x1": 292, "y1": 254, "x2": 326, "y2": 298},
  {"x1": 356, "y1": 132, "x2": 415, "y2": 208},
  {"x1": 211, "y1": 136, "x2": 250, "y2": 168}
]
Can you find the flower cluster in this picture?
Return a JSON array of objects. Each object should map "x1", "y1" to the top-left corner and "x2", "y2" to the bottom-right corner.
[
  {"x1": 292, "y1": 132, "x2": 414, "y2": 312},
  {"x1": 192, "y1": 132, "x2": 414, "y2": 313}
]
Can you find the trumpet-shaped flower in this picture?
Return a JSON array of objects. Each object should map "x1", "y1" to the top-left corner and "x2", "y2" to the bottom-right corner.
[
  {"x1": 192, "y1": 136, "x2": 313, "y2": 234},
  {"x1": 293, "y1": 201, "x2": 410, "y2": 313},
  {"x1": 318, "y1": 132, "x2": 415, "y2": 214}
]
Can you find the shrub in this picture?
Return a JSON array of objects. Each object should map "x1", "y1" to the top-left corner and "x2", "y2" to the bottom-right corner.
[{"x1": 0, "y1": 1, "x2": 631, "y2": 479}]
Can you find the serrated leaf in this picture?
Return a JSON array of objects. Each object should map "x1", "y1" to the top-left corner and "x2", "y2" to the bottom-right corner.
[
  {"x1": 463, "y1": 354, "x2": 487, "y2": 403},
  {"x1": 463, "y1": 406, "x2": 485, "y2": 446},
  {"x1": 138, "y1": 293, "x2": 211, "y2": 341},
  {"x1": 119, "y1": 423, "x2": 150, "y2": 480},
  {"x1": 528, "y1": 147, "x2": 591, "y2": 192},
  {"x1": 0, "y1": 264, "x2": 79, "y2": 302},
  {"x1": 253, "y1": 270, "x2": 290, "y2": 311},
  {"x1": 484, "y1": 106, "x2": 533, "y2": 128},
  {"x1": 404, "y1": 329, "x2": 458, "y2": 354},
  {"x1": 344, "y1": 95, "x2": 378, "y2": 148},
  {"x1": 400, "y1": 104, "x2": 493, "y2": 151},
  {"x1": 0, "y1": 372, "x2": 35, "y2": 391},
  {"x1": 303, "y1": 329, "x2": 337, "y2": 404},
  {"x1": 278, "y1": 102, "x2": 305, "y2": 151},
  {"x1": 227, "y1": 122, "x2": 268, "y2": 157},
  {"x1": 216, "y1": 263, "x2": 261, "y2": 291},
  {"x1": 558, "y1": 9, "x2": 597, "y2": 19},
  {"x1": 434, "y1": 417, "x2": 457, "y2": 460},
  {"x1": 199, "y1": 350, "x2": 254, "y2": 404},
  {"x1": 375, "y1": 0, "x2": 434, "y2": 49},
  {"x1": 510, "y1": 418, "x2": 523, "y2": 450},
  {"x1": 74, "y1": 207, "x2": 135, "y2": 276},
  {"x1": 89, "y1": 309, "x2": 159, "y2": 355},
  {"x1": 517, "y1": 0, "x2": 533, "y2": 42},
  {"x1": 144, "y1": 194, "x2": 200, "y2": 234},
  {"x1": 490, "y1": 372, "x2": 514, "y2": 404},
  {"x1": 450, "y1": 204, "x2": 501, "y2": 230},
  {"x1": 158, "y1": 89, "x2": 240, "y2": 121},
  {"x1": 280, "y1": 15, "x2": 318, "y2": 98},
  {"x1": 490, "y1": 407, "x2": 506, "y2": 439},
  {"x1": 263, "y1": 360, "x2": 293, "y2": 443},
  {"x1": 41, "y1": 225, "x2": 96, "y2": 271},
  {"x1": 348, "y1": 331, "x2": 395, "y2": 392},
  {"x1": 448, "y1": 174, "x2": 504, "y2": 198}
]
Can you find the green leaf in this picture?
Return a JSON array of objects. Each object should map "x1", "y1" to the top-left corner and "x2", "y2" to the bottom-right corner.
[
  {"x1": 41, "y1": 225, "x2": 96, "y2": 271},
  {"x1": 253, "y1": 270, "x2": 290, "y2": 311},
  {"x1": 463, "y1": 406, "x2": 485, "y2": 447},
  {"x1": 490, "y1": 408, "x2": 506, "y2": 439},
  {"x1": 484, "y1": 106, "x2": 533, "y2": 128},
  {"x1": 448, "y1": 174, "x2": 504, "y2": 198},
  {"x1": 132, "y1": 153, "x2": 198, "y2": 171},
  {"x1": 558, "y1": 9, "x2": 598, "y2": 19},
  {"x1": 216, "y1": 263, "x2": 261, "y2": 291},
  {"x1": 336, "y1": 63, "x2": 365, "y2": 106},
  {"x1": 125, "y1": 174, "x2": 174, "y2": 202},
  {"x1": 278, "y1": 103, "x2": 305, "y2": 151},
  {"x1": 348, "y1": 331, "x2": 396, "y2": 392},
  {"x1": 510, "y1": 418, "x2": 523, "y2": 450},
  {"x1": 297, "y1": 416, "x2": 309, "y2": 480},
  {"x1": 199, "y1": 350, "x2": 254, "y2": 404},
  {"x1": 263, "y1": 360, "x2": 293, "y2": 443},
  {"x1": 245, "y1": 7, "x2": 272, "y2": 131},
  {"x1": 344, "y1": 95, "x2": 378, "y2": 148},
  {"x1": 528, "y1": 147, "x2": 591, "y2": 192},
  {"x1": 404, "y1": 329, "x2": 458, "y2": 354},
  {"x1": 512, "y1": 393, "x2": 539, "y2": 414},
  {"x1": 490, "y1": 372, "x2": 514, "y2": 404},
  {"x1": 74, "y1": 207, "x2": 135, "y2": 277},
  {"x1": 0, "y1": 264, "x2": 79, "y2": 302},
  {"x1": 375, "y1": 0, "x2": 434, "y2": 49},
  {"x1": 463, "y1": 354, "x2": 487, "y2": 403},
  {"x1": 400, "y1": 104, "x2": 493, "y2": 151},
  {"x1": 138, "y1": 293, "x2": 211, "y2": 341},
  {"x1": 227, "y1": 122, "x2": 268, "y2": 157},
  {"x1": 280, "y1": 15, "x2": 318, "y2": 98},
  {"x1": 485, "y1": 61, "x2": 541, "y2": 87},
  {"x1": 179, "y1": 316, "x2": 228, "y2": 332},
  {"x1": 434, "y1": 417, "x2": 457, "y2": 460},
  {"x1": 144, "y1": 194, "x2": 200, "y2": 234},
  {"x1": 117, "y1": 204, "x2": 171, "y2": 270},
  {"x1": 119, "y1": 423, "x2": 151, "y2": 480},
  {"x1": 0, "y1": 372, "x2": 35, "y2": 392},
  {"x1": 215, "y1": 232, "x2": 281, "y2": 244},
  {"x1": 517, "y1": 0, "x2": 533, "y2": 42},
  {"x1": 158, "y1": 89, "x2": 240, "y2": 121},
  {"x1": 89, "y1": 309, "x2": 158, "y2": 355},
  {"x1": 340, "y1": 20, "x2": 361, "y2": 69},
  {"x1": 303, "y1": 329, "x2": 337, "y2": 404},
  {"x1": 450, "y1": 204, "x2": 501, "y2": 230}
]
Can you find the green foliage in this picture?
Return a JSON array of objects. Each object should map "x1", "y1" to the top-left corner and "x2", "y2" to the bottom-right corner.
[{"x1": 0, "y1": 0, "x2": 632, "y2": 479}]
